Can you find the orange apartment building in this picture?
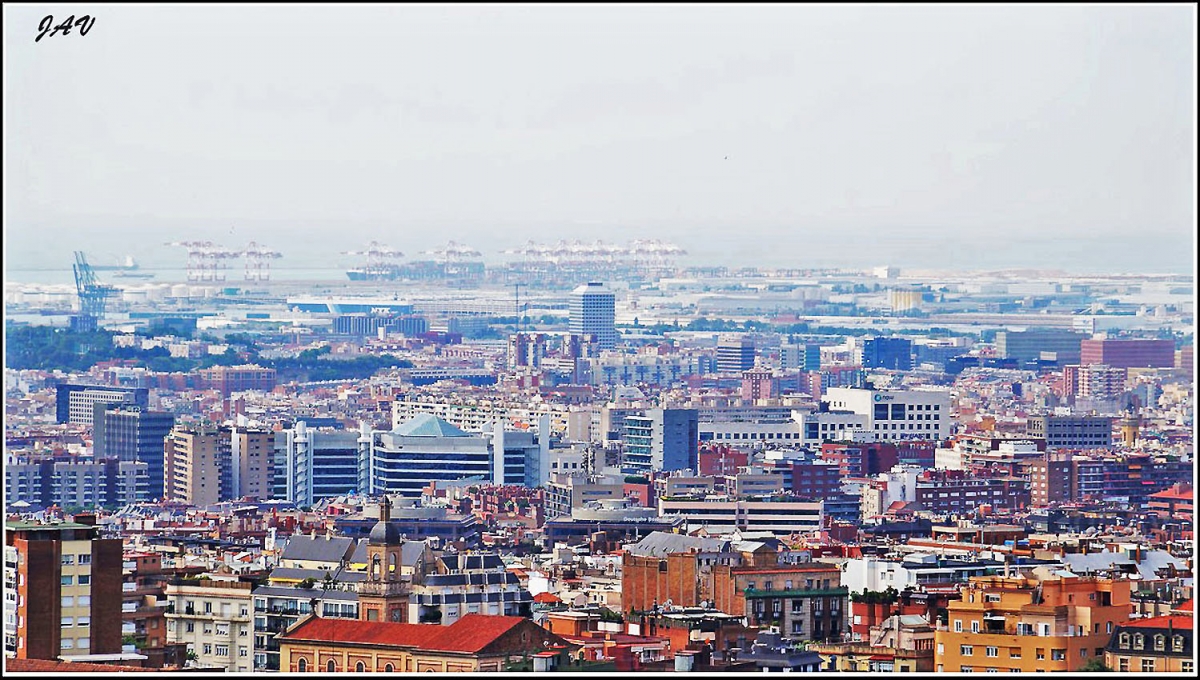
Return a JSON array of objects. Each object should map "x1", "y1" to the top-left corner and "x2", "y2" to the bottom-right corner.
[{"x1": 934, "y1": 572, "x2": 1132, "y2": 672}]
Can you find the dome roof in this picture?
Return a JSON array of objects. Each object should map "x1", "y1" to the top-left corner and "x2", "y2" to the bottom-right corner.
[{"x1": 369, "y1": 518, "x2": 401, "y2": 545}]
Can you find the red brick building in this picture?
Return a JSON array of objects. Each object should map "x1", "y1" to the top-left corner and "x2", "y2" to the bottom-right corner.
[
  {"x1": 698, "y1": 446, "x2": 748, "y2": 477},
  {"x1": 194, "y1": 364, "x2": 277, "y2": 396},
  {"x1": 1080, "y1": 338, "x2": 1175, "y2": 369},
  {"x1": 821, "y1": 442, "x2": 899, "y2": 477},
  {"x1": 5, "y1": 515, "x2": 123, "y2": 661},
  {"x1": 766, "y1": 459, "x2": 843, "y2": 500}
]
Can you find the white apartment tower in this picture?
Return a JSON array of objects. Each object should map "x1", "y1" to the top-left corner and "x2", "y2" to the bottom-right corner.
[{"x1": 570, "y1": 282, "x2": 617, "y2": 350}]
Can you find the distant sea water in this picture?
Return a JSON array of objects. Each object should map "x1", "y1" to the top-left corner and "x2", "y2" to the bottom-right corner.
[{"x1": 3, "y1": 229, "x2": 1194, "y2": 286}]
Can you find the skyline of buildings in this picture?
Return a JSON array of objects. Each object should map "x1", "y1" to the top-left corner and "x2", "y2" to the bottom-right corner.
[{"x1": 3, "y1": 255, "x2": 1193, "y2": 675}]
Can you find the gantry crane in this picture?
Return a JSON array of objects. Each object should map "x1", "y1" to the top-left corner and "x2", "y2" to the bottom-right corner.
[{"x1": 71, "y1": 251, "x2": 117, "y2": 331}]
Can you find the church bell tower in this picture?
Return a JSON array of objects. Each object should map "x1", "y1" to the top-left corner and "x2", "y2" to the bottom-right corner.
[{"x1": 357, "y1": 495, "x2": 409, "y2": 622}]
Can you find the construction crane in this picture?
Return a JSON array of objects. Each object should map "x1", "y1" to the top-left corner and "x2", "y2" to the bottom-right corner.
[
  {"x1": 241, "y1": 241, "x2": 282, "y2": 282},
  {"x1": 71, "y1": 251, "x2": 117, "y2": 331}
]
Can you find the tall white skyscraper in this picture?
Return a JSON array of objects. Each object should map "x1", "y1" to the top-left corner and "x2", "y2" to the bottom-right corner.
[{"x1": 569, "y1": 281, "x2": 617, "y2": 350}]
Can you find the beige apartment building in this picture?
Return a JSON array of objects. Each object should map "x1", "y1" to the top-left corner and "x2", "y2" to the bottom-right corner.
[
  {"x1": 164, "y1": 425, "x2": 272, "y2": 505},
  {"x1": 164, "y1": 578, "x2": 254, "y2": 672}
]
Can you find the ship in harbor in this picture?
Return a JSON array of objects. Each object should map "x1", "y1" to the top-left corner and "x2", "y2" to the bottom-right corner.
[
  {"x1": 344, "y1": 241, "x2": 485, "y2": 282},
  {"x1": 346, "y1": 261, "x2": 486, "y2": 282},
  {"x1": 91, "y1": 255, "x2": 142, "y2": 271}
]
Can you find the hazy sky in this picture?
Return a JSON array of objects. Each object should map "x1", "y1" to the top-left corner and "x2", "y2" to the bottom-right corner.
[{"x1": 3, "y1": 3, "x2": 1196, "y2": 273}]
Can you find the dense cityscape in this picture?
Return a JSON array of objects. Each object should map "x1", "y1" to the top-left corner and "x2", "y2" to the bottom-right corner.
[
  {"x1": 3, "y1": 240, "x2": 1194, "y2": 673},
  {"x1": 5, "y1": 2, "x2": 1196, "y2": 677}
]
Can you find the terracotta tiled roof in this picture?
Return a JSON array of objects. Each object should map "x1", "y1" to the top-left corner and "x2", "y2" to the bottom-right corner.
[
  {"x1": 1120, "y1": 615, "x2": 1194, "y2": 630},
  {"x1": 1149, "y1": 488, "x2": 1193, "y2": 500},
  {"x1": 534, "y1": 592, "x2": 562, "y2": 603},
  {"x1": 5, "y1": 658, "x2": 157, "y2": 673},
  {"x1": 280, "y1": 614, "x2": 539, "y2": 654},
  {"x1": 422, "y1": 614, "x2": 527, "y2": 653},
  {"x1": 280, "y1": 617, "x2": 443, "y2": 648},
  {"x1": 1174, "y1": 599, "x2": 1193, "y2": 613}
]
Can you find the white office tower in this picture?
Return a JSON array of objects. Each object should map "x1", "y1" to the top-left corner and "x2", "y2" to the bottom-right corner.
[{"x1": 570, "y1": 282, "x2": 617, "y2": 350}]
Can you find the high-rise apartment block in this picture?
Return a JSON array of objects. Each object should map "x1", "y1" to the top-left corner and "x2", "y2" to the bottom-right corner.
[
  {"x1": 507, "y1": 332, "x2": 547, "y2": 370},
  {"x1": 621, "y1": 408, "x2": 699, "y2": 474},
  {"x1": 569, "y1": 282, "x2": 617, "y2": 350},
  {"x1": 1075, "y1": 364, "x2": 1128, "y2": 400},
  {"x1": 232, "y1": 426, "x2": 276, "y2": 502},
  {"x1": 164, "y1": 424, "x2": 274, "y2": 505},
  {"x1": 716, "y1": 335, "x2": 756, "y2": 373},
  {"x1": 741, "y1": 368, "x2": 778, "y2": 402},
  {"x1": 164, "y1": 425, "x2": 230, "y2": 506},
  {"x1": 4, "y1": 515, "x2": 123, "y2": 661},
  {"x1": 93, "y1": 404, "x2": 175, "y2": 500}
]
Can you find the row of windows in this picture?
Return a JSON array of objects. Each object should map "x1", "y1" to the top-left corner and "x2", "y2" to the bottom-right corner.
[
  {"x1": 199, "y1": 643, "x2": 248, "y2": 657},
  {"x1": 60, "y1": 554, "x2": 92, "y2": 565},
  {"x1": 1117, "y1": 632, "x2": 1187, "y2": 652},
  {"x1": 60, "y1": 575, "x2": 92, "y2": 586},
  {"x1": 1114, "y1": 658, "x2": 1190, "y2": 672},
  {"x1": 710, "y1": 431, "x2": 801, "y2": 441},
  {"x1": 748, "y1": 579, "x2": 834, "y2": 591},
  {"x1": 296, "y1": 659, "x2": 390, "y2": 672}
]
